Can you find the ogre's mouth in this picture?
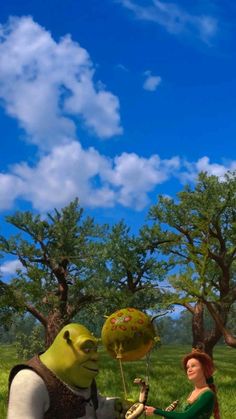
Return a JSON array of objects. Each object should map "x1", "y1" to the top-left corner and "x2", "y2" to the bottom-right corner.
[{"x1": 82, "y1": 366, "x2": 99, "y2": 373}]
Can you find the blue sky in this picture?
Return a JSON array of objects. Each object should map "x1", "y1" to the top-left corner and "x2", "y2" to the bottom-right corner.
[{"x1": 0, "y1": 0, "x2": 236, "y2": 276}]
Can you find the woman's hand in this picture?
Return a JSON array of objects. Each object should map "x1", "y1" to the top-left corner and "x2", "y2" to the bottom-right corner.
[{"x1": 145, "y1": 405, "x2": 156, "y2": 416}]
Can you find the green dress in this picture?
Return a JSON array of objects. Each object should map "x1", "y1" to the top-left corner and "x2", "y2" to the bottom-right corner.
[{"x1": 153, "y1": 390, "x2": 214, "y2": 419}]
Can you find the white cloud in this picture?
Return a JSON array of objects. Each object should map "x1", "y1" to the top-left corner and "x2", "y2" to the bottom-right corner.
[
  {"x1": 0, "y1": 173, "x2": 24, "y2": 210},
  {"x1": 143, "y1": 71, "x2": 162, "y2": 91},
  {"x1": 0, "y1": 16, "x2": 178, "y2": 213},
  {"x1": 1, "y1": 151, "x2": 236, "y2": 212},
  {"x1": 0, "y1": 143, "x2": 180, "y2": 211},
  {"x1": 180, "y1": 156, "x2": 236, "y2": 183},
  {"x1": 12, "y1": 141, "x2": 115, "y2": 210},
  {"x1": 119, "y1": 0, "x2": 218, "y2": 43},
  {"x1": 115, "y1": 64, "x2": 129, "y2": 72},
  {"x1": 0, "y1": 16, "x2": 122, "y2": 149},
  {"x1": 0, "y1": 259, "x2": 23, "y2": 275},
  {"x1": 106, "y1": 153, "x2": 180, "y2": 209},
  {"x1": 196, "y1": 156, "x2": 231, "y2": 177}
]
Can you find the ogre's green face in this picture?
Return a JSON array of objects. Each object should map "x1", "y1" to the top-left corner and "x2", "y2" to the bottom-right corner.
[
  {"x1": 67, "y1": 335, "x2": 99, "y2": 388},
  {"x1": 40, "y1": 324, "x2": 99, "y2": 389}
]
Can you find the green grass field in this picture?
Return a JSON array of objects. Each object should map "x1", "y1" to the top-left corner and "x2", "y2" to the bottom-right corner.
[
  {"x1": 0, "y1": 345, "x2": 19, "y2": 419},
  {"x1": 1, "y1": 344, "x2": 235, "y2": 418}
]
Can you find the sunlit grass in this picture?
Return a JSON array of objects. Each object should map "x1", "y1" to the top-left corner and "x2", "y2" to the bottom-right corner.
[
  {"x1": 1, "y1": 344, "x2": 235, "y2": 418},
  {"x1": 0, "y1": 345, "x2": 19, "y2": 419},
  {"x1": 213, "y1": 346, "x2": 236, "y2": 417}
]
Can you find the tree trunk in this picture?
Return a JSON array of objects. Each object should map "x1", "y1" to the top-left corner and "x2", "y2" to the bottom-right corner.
[
  {"x1": 45, "y1": 310, "x2": 69, "y2": 348},
  {"x1": 205, "y1": 301, "x2": 236, "y2": 348},
  {"x1": 191, "y1": 301, "x2": 222, "y2": 358},
  {"x1": 191, "y1": 301, "x2": 205, "y2": 349},
  {"x1": 222, "y1": 329, "x2": 236, "y2": 347},
  {"x1": 204, "y1": 328, "x2": 222, "y2": 359}
]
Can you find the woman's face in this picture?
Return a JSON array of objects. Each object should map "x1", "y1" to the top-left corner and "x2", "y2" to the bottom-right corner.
[{"x1": 186, "y1": 358, "x2": 205, "y2": 383}]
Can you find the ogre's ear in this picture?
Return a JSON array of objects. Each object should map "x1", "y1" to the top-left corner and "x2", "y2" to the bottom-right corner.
[{"x1": 63, "y1": 330, "x2": 72, "y2": 344}]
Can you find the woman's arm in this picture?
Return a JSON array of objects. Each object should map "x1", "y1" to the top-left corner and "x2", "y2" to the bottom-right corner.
[{"x1": 145, "y1": 390, "x2": 214, "y2": 418}]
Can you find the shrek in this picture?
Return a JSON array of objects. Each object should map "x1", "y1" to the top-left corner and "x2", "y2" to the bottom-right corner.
[{"x1": 8, "y1": 323, "x2": 127, "y2": 418}]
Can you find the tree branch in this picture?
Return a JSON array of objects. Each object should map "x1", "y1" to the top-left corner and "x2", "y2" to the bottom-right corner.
[
  {"x1": 25, "y1": 303, "x2": 48, "y2": 327},
  {"x1": 204, "y1": 300, "x2": 236, "y2": 347}
]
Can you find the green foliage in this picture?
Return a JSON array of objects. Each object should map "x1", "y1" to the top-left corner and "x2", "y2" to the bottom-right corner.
[
  {"x1": 103, "y1": 220, "x2": 168, "y2": 312},
  {"x1": 0, "y1": 200, "x2": 171, "y2": 344},
  {"x1": 0, "y1": 199, "x2": 109, "y2": 342},
  {"x1": 156, "y1": 313, "x2": 192, "y2": 345},
  {"x1": 147, "y1": 171, "x2": 236, "y2": 348},
  {"x1": 149, "y1": 172, "x2": 236, "y2": 285},
  {"x1": 0, "y1": 314, "x2": 35, "y2": 344},
  {"x1": 15, "y1": 324, "x2": 44, "y2": 360},
  {"x1": 1, "y1": 173, "x2": 236, "y2": 349},
  {"x1": 156, "y1": 309, "x2": 222, "y2": 345}
]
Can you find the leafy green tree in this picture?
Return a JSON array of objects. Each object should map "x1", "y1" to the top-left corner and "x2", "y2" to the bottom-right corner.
[
  {"x1": 0, "y1": 199, "x2": 107, "y2": 346},
  {"x1": 144, "y1": 172, "x2": 236, "y2": 356},
  {"x1": 103, "y1": 220, "x2": 170, "y2": 312}
]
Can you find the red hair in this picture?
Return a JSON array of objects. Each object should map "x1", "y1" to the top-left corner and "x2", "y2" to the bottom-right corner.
[{"x1": 182, "y1": 350, "x2": 220, "y2": 419}]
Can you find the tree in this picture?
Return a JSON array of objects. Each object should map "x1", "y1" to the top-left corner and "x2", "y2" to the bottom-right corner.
[
  {"x1": 225, "y1": 303, "x2": 236, "y2": 337},
  {"x1": 103, "y1": 220, "x2": 170, "y2": 312},
  {"x1": 0, "y1": 199, "x2": 107, "y2": 347},
  {"x1": 156, "y1": 311, "x2": 193, "y2": 345},
  {"x1": 144, "y1": 171, "x2": 236, "y2": 356}
]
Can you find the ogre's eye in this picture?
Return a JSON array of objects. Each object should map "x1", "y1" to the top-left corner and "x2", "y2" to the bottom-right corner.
[{"x1": 80, "y1": 339, "x2": 98, "y2": 353}]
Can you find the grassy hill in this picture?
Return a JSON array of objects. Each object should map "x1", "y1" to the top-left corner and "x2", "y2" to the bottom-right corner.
[{"x1": 1, "y1": 344, "x2": 235, "y2": 418}]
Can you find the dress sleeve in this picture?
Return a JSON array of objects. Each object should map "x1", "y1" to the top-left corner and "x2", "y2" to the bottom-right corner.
[{"x1": 153, "y1": 390, "x2": 214, "y2": 418}]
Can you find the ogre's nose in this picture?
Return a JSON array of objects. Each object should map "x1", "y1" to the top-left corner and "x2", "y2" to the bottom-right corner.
[{"x1": 90, "y1": 351, "x2": 99, "y2": 361}]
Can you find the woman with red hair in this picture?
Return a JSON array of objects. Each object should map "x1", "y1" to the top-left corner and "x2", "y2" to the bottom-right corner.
[{"x1": 145, "y1": 349, "x2": 220, "y2": 418}]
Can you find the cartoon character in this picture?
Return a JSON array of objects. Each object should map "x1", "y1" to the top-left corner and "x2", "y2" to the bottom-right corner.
[
  {"x1": 144, "y1": 349, "x2": 220, "y2": 419},
  {"x1": 7, "y1": 323, "x2": 128, "y2": 418}
]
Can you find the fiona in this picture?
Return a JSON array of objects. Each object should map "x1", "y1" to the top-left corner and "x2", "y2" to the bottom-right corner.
[{"x1": 145, "y1": 349, "x2": 220, "y2": 419}]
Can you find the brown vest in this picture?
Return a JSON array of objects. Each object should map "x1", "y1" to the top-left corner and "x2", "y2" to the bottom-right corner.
[{"x1": 9, "y1": 355, "x2": 98, "y2": 419}]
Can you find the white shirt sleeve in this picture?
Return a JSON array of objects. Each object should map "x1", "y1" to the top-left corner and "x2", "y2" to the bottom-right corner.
[{"x1": 7, "y1": 369, "x2": 50, "y2": 419}]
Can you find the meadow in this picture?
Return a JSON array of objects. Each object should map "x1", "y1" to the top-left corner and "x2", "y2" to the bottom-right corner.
[{"x1": 0, "y1": 344, "x2": 235, "y2": 418}]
